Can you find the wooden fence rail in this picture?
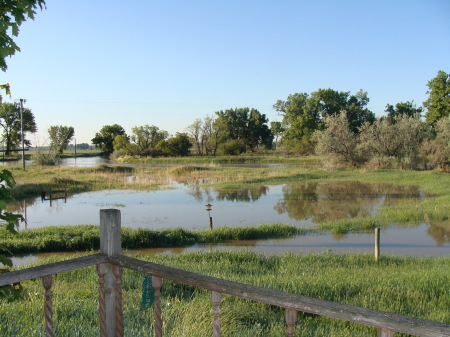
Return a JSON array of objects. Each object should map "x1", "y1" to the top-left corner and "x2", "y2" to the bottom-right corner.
[{"x1": 0, "y1": 209, "x2": 449, "y2": 337}]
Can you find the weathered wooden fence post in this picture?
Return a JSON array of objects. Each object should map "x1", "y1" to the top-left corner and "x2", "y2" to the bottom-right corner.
[
  {"x1": 98, "y1": 209, "x2": 123, "y2": 337},
  {"x1": 375, "y1": 227, "x2": 380, "y2": 262}
]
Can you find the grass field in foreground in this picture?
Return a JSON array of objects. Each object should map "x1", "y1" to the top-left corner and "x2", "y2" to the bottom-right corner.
[{"x1": 0, "y1": 251, "x2": 448, "y2": 336}]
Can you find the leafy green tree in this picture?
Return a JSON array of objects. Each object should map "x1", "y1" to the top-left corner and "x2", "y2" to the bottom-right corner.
[
  {"x1": 0, "y1": 1, "x2": 46, "y2": 98},
  {"x1": 273, "y1": 92, "x2": 322, "y2": 153},
  {"x1": 75, "y1": 143, "x2": 90, "y2": 150},
  {"x1": 158, "y1": 132, "x2": 192, "y2": 156},
  {"x1": 385, "y1": 101, "x2": 423, "y2": 122},
  {"x1": 424, "y1": 70, "x2": 450, "y2": 127},
  {"x1": 0, "y1": 102, "x2": 37, "y2": 155},
  {"x1": 270, "y1": 121, "x2": 284, "y2": 149},
  {"x1": 0, "y1": 169, "x2": 23, "y2": 300},
  {"x1": 0, "y1": 0, "x2": 45, "y2": 300},
  {"x1": 48, "y1": 125, "x2": 74, "y2": 154},
  {"x1": 130, "y1": 125, "x2": 168, "y2": 155},
  {"x1": 215, "y1": 107, "x2": 273, "y2": 152},
  {"x1": 92, "y1": 124, "x2": 127, "y2": 154},
  {"x1": 274, "y1": 89, "x2": 374, "y2": 153}
]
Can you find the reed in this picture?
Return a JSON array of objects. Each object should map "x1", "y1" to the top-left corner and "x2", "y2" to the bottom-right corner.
[
  {"x1": 0, "y1": 224, "x2": 304, "y2": 254},
  {"x1": 1, "y1": 251, "x2": 448, "y2": 336}
]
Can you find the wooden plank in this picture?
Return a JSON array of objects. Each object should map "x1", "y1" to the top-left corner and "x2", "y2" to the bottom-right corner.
[
  {"x1": 100, "y1": 209, "x2": 122, "y2": 337},
  {"x1": 109, "y1": 255, "x2": 450, "y2": 337},
  {"x1": 0, "y1": 254, "x2": 107, "y2": 286}
]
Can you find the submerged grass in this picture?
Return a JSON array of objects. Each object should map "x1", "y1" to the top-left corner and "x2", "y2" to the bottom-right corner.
[
  {"x1": 0, "y1": 224, "x2": 304, "y2": 254},
  {"x1": 0, "y1": 251, "x2": 448, "y2": 336}
]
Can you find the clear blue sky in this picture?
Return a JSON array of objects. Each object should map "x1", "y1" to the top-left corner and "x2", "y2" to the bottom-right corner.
[{"x1": 3, "y1": 0, "x2": 450, "y2": 145}]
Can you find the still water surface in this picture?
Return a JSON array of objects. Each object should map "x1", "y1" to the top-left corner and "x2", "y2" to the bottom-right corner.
[
  {"x1": 8, "y1": 180, "x2": 450, "y2": 260},
  {"x1": 4, "y1": 156, "x2": 449, "y2": 260}
]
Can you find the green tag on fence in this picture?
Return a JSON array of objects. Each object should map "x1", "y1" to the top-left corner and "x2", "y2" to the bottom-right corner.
[{"x1": 141, "y1": 275, "x2": 155, "y2": 309}]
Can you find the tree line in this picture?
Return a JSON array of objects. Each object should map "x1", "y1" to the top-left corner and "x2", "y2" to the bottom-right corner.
[{"x1": 0, "y1": 70, "x2": 448, "y2": 169}]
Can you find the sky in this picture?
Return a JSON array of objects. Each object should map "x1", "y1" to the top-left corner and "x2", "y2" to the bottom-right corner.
[{"x1": 2, "y1": 0, "x2": 450, "y2": 145}]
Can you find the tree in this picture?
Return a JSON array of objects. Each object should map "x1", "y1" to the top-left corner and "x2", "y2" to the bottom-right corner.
[
  {"x1": 274, "y1": 89, "x2": 374, "y2": 153},
  {"x1": 270, "y1": 121, "x2": 284, "y2": 149},
  {"x1": 130, "y1": 125, "x2": 168, "y2": 155},
  {"x1": 159, "y1": 132, "x2": 192, "y2": 156},
  {"x1": 48, "y1": 125, "x2": 74, "y2": 154},
  {"x1": 0, "y1": 102, "x2": 37, "y2": 155},
  {"x1": 273, "y1": 92, "x2": 322, "y2": 153},
  {"x1": 0, "y1": 169, "x2": 23, "y2": 300},
  {"x1": 92, "y1": 124, "x2": 127, "y2": 154},
  {"x1": 313, "y1": 111, "x2": 366, "y2": 167},
  {"x1": 359, "y1": 114, "x2": 429, "y2": 169},
  {"x1": 215, "y1": 107, "x2": 273, "y2": 152},
  {"x1": 0, "y1": 0, "x2": 45, "y2": 300},
  {"x1": 385, "y1": 101, "x2": 423, "y2": 122},
  {"x1": 424, "y1": 70, "x2": 450, "y2": 127},
  {"x1": 0, "y1": 1, "x2": 46, "y2": 98},
  {"x1": 76, "y1": 143, "x2": 90, "y2": 150},
  {"x1": 422, "y1": 115, "x2": 450, "y2": 169}
]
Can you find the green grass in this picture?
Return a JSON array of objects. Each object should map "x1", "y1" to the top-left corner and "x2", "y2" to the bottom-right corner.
[
  {"x1": 0, "y1": 224, "x2": 305, "y2": 254},
  {"x1": 116, "y1": 154, "x2": 322, "y2": 165},
  {"x1": 0, "y1": 251, "x2": 448, "y2": 336}
]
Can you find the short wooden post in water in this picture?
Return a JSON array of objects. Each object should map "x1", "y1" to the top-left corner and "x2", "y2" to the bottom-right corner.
[
  {"x1": 152, "y1": 276, "x2": 163, "y2": 337},
  {"x1": 285, "y1": 308, "x2": 297, "y2": 337},
  {"x1": 212, "y1": 291, "x2": 222, "y2": 337},
  {"x1": 99, "y1": 209, "x2": 122, "y2": 337},
  {"x1": 375, "y1": 227, "x2": 380, "y2": 262},
  {"x1": 42, "y1": 275, "x2": 54, "y2": 337}
]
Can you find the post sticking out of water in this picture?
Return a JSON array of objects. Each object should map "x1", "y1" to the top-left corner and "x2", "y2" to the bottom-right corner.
[
  {"x1": 205, "y1": 203, "x2": 213, "y2": 230},
  {"x1": 375, "y1": 227, "x2": 380, "y2": 262}
]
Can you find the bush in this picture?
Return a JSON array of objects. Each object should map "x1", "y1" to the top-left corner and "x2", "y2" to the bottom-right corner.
[
  {"x1": 218, "y1": 140, "x2": 246, "y2": 155},
  {"x1": 31, "y1": 149, "x2": 60, "y2": 166}
]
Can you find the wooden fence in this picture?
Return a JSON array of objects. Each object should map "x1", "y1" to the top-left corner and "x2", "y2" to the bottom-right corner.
[{"x1": 0, "y1": 209, "x2": 449, "y2": 337}]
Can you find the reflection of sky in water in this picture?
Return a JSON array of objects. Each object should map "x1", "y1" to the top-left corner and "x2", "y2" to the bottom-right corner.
[
  {"x1": 16, "y1": 185, "x2": 307, "y2": 230},
  {"x1": 12, "y1": 182, "x2": 428, "y2": 231}
]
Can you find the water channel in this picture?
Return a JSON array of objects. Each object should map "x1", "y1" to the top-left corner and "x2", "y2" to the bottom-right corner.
[{"x1": 5, "y1": 157, "x2": 450, "y2": 265}]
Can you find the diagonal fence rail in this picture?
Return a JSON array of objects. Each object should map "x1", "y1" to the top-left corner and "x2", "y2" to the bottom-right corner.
[{"x1": 0, "y1": 209, "x2": 449, "y2": 337}]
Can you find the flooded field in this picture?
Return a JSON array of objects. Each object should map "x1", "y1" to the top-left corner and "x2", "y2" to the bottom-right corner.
[
  {"x1": 9, "y1": 181, "x2": 425, "y2": 230},
  {"x1": 4, "y1": 156, "x2": 449, "y2": 259}
]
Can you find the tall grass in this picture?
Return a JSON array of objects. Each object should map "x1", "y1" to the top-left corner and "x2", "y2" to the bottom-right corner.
[
  {"x1": 0, "y1": 224, "x2": 304, "y2": 254},
  {"x1": 1, "y1": 251, "x2": 448, "y2": 336}
]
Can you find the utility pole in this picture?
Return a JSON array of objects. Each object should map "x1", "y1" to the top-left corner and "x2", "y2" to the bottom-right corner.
[{"x1": 19, "y1": 98, "x2": 26, "y2": 171}]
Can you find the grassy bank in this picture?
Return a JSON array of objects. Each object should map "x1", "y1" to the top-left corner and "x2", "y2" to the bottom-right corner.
[
  {"x1": 0, "y1": 251, "x2": 448, "y2": 336},
  {"x1": 0, "y1": 224, "x2": 305, "y2": 254},
  {"x1": 116, "y1": 154, "x2": 322, "y2": 165}
]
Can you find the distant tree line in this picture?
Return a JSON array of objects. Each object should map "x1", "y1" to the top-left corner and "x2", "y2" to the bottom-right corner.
[{"x1": 0, "y1": 70, "x2": 448, "y2": 170}]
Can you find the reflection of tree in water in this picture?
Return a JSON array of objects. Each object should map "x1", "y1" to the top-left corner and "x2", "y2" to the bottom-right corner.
[
  {"x1": 216, "y1": 185, "x2": 269, "y2": 202},
  {"x1": 6, "y1": 198, "x2": 36, "y2": 214},
  {"x1": 186, "y1": 185, "x2": 269, "y2": 203},
  {"x1": 274, "y1": 181, "x2": 422, "y2": 223},
  {"x1": 427, "y1": 221, "x2": 450, "y2": 246},
  {"x1": 185, "y1": 186, "x2": 215, "y2": 202}
]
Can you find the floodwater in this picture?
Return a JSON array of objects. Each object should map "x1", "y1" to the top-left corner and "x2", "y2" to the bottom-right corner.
[
  {"x1": 3, "y1": 156, "x2": 449, "y2": 263},
  {"x1": 9, "y1": 181, "x2": 426, "y2": 230},
  {"x1": 7, "y1": 180, "x2": 450, "y2": 262}
]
